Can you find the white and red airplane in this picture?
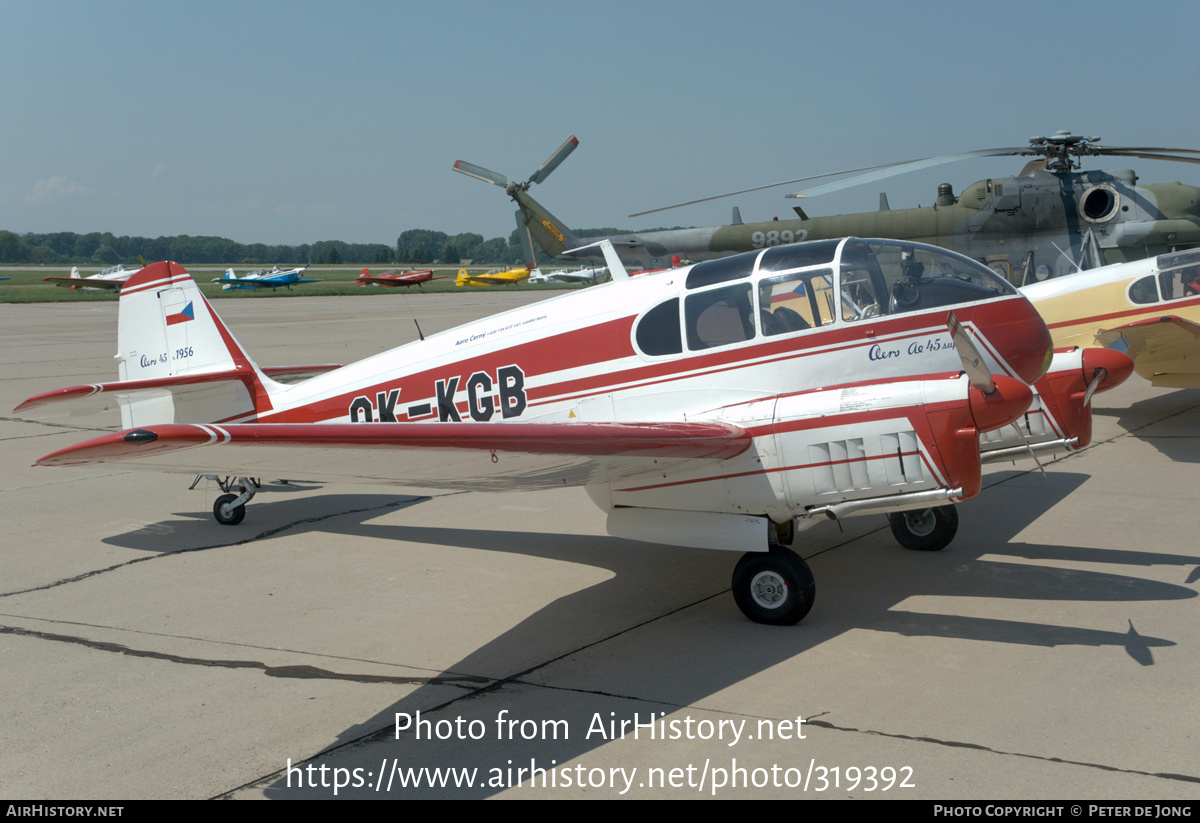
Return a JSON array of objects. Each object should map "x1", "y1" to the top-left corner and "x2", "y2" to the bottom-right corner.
[
  {"x1": 355, "y1": 267, "x2": 443, "y2": 287},
  {"x1": 42, "y1": 263, "x2": 142, "y2": 290},
  {"x1": 16, "y1": 238, "x2": 1131, "y2": 624}
]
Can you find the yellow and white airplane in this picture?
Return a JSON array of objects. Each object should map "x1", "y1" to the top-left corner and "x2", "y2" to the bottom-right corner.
[
  {"x1": 455, "y1": 265, "x2": 533, "y2": 287},
  {"x1": 1022, "y1": 248, "x2": 1200, "y2": 388}
]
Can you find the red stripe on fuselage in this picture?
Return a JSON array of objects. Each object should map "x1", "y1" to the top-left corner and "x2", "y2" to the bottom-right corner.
[
  {"x1": 1045, "y1": 294, "x2": 1200, "y2": 331},
  {"x1": 252, "y1": 296, "x2": 1034, "y2": 426}
]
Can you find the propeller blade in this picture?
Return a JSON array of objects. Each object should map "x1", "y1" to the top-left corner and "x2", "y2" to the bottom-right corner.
[
  {"x1": 452, "y1": 160, "x2": 508, "y2": 187},
  {"x1": 1008, "y1": 423, "x2": 1047, "y2": 476},
  {"x1": 528, "y1": 136, "x2": 579, "y2": 186},
  {"x1": 947, "y1": 312, "x2": 994, "y2": 394},
  {"x1": 1083, "y1": 367, "x2": 1108, "y2": 407},
  {"x1": 786, "y1": 147, "x2": 1033, "y2": 198}
]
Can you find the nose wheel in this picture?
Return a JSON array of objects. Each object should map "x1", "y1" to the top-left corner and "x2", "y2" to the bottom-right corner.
[
  {"x1": 888, "y1": 505, "x2": 958, "y2": 551},
  {"x1": 732, "y1": 545, "x2": 815, "y2": 625}
]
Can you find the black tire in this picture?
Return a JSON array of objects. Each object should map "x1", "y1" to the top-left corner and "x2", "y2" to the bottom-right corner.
[
  {"x1": 732, "y1": 545, "x2": 816, "y2": 626},
  {"x1": 213, "y1": 493, "x2": 246, "y2": 526},
  {"x1": 888, "y1": 505, "x2": 957, "y2": 551}
]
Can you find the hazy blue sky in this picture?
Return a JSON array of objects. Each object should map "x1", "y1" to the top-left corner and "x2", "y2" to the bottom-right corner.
[{"x1": 3, "y1": 0, "x2": 1197, "y2": 246}]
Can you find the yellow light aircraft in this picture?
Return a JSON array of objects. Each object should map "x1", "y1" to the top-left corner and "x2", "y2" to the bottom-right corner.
[
  {"x1": 1022, "y1": 248, "x2": 1200, "y2": 388},
  {"x1": 455, "y1": 265, "x2": 533, "y2": 287}
]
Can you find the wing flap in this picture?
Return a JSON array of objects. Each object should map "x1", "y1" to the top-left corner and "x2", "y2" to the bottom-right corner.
[
  {"x1": 1096, "y1": 314, "x2": 1200, "y2": 350},
  {"x1": 34, "y1": 421, "x2": 752, "y2": 492}
]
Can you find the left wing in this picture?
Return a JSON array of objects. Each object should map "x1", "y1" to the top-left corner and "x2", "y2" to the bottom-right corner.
[
  {"x1": 1096, "y1": 315, "x2": 1200, "y2": 388},
  {"x1": 33, "y1": 421, "x2": 752, "y2": 492}
]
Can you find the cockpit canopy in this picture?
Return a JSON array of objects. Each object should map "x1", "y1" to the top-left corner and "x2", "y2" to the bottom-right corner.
[{"x1": 636, "y1": 238, "x2": 1019, "y2": 356}]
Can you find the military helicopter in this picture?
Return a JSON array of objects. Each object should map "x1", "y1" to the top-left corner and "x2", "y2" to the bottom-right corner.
[{"x1": 454, "y1": 132, "x2": 1200, "y2": 284}]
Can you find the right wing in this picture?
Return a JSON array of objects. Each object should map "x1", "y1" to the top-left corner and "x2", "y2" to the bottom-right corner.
[{"x1": 1096, "y1": 315, "x2": 1200, "y2": 388}]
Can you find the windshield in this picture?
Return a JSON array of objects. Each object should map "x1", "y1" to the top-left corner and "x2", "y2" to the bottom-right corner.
[{"x1": 837, "y1": 239, "x2": 1018, "y2": 322}]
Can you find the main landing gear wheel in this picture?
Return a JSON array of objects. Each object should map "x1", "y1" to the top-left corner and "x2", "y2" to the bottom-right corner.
[
  {"x1": 888, "y1": 505, "x2": 958, "y2": 551},
  {"x1": 732, "y1": 545, "x2": 815, "y2": 626},
  {"x1": 213, "y1": 493, "x2": 246, "y2": 526}
]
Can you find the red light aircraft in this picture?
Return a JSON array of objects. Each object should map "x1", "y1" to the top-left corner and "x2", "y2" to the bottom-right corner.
[
  {"x1": 356, "y1": 268, "x2": 443, "y2": 287},
  {"x1": 17, "y1": 238, "x2": 1131, "y2": 624}
]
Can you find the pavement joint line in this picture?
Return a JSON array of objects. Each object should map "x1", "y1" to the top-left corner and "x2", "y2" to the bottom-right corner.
[
  {"x1": 0, "y1": 610, "x2": 491, "y2": 679},
  {"x1": 0, "y1": 415, "x2": 115, "y2": 432},
  {"x1": 1, "y1": 470, "x2": 137, "y2": 493},
  {"x1": 0, "y1": 624, "x2": 492, "y2": 687},
  {"x1": 216, "y1": 589, "x2": 737, "y2": 797}
]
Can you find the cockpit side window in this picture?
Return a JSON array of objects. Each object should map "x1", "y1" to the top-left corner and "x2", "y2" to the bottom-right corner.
[
  {"x1": 1159, "y1": 264, "x2": 1200, "y2": 302},
  {"x1": 759, "y1": 268, "x2": 835, "y2": 335},
  {"x1": 1128, "y1": 275, "x2": 1159, "y2": 304},
  {"x1": 685, "y1": 283, "x2": 755, "y2": 350},
  {"x1": 635, "y1": 298, "x2": 682, "y2": 356}
]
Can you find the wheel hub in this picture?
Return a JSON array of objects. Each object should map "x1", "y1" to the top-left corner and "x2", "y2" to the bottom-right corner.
[
  {"x1": 904, "y1": 509, "x2": 936, "y2": 537},
  {"x1": 749, "y1": 570, "x2": 788, "y2": 610}
]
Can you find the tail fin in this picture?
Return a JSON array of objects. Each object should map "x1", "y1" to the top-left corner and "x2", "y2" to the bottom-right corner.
[
  {"x1": 70, "y1": 266, "x2": 80, "y2": 279},
  {"x1": 511, "y1": 189, "x2": 585, "y2": 259},
  {"x1": 115, "y1": 261, "x2": 282, "y2": 427}
]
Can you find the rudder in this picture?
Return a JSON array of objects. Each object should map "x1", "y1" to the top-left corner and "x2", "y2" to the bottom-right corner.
[{"x1": 115, "y1": 261, "x2": 280, "y2": 427}]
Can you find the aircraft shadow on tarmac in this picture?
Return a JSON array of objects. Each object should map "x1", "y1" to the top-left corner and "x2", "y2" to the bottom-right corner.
[
  {"x1": 130, "y1": 468, "x2": 1188, "y2": 798},
  {"x1": 1094, "y1": 388, "x2": 1200, "y2": 464}
]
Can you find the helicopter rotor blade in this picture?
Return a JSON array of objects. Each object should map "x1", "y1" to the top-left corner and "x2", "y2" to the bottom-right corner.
[
  {"x1": 529, "y1": 136, "x2": 579, "y2": 186},
  {"x1": 630, "y1": 147, "x2": 1033, "y2": 218},
  {"x1": 628, "y1": 135, "x2": 1200, "y2": 219},
  {"x1": 785, "y1": 148, "x2": 1034, "y2": 199},
  {"x1": 452, "y1": 160, "x2": 508, "y2": 188},
  {"x1": 628, "y1": 162, "x2": 902, "y2": 218},
  {"x1": 1087, "y1": 150, "x2": 1200, "y2": 165},
  {"x1": 1092, "y1": 146, "x2": 1200, "y2": 156}
]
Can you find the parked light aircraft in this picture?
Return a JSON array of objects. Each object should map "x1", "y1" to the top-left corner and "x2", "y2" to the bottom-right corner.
[
  {"x1": 43, "y1": 264, "x2": 142, "y2": 290},
  {"x1": 1023, "y1": 247, "x2": 1200, "y2": 388},
  {"x1": 17, "y1": 238, "x2": 1131, "y2": 624},
  {"x1": 356, "y1": 268, "x2": 442, "y2": 287},
  {"x1": 455, "y1": 265, "x2": 532, "y2": 287},
  {"x1": 529, "y1": 265, "x2": 609, "y2": 284},
  {"x1": 212, "y1": 266, "x2": 321, "y2": 291},
  {"x1": 456, "y1": 133, "x2": 1200, "y2": 281}
]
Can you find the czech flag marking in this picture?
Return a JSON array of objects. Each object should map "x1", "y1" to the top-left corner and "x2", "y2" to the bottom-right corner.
[{"x1": 166, "y1": 302, "x2": 194, "y2": 326}]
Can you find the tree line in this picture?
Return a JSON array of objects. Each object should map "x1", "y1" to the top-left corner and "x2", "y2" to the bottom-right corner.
[{"x1": 0, "y1": 222, "x2": 691, "y2": 268}]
